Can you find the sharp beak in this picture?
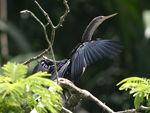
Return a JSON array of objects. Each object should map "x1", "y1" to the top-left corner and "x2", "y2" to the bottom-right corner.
[{"x1": 103, "y1": 13, "x2": 118, "y2": 20}]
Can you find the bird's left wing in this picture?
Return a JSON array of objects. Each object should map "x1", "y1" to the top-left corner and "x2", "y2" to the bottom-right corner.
[{"x1": 71, "y1": 38, "x2": 123, "y2": 82}]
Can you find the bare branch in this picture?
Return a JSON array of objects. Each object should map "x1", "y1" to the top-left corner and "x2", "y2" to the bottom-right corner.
[
  {"x1": 34, "y1": 0, "x2": 54, "y2": 28},
  {"x1": 22, "y1": 0, "x2": 70, "y2": 84},
  {"x1": 22, "y1": 47, "x2": 50, "y2": 65},
  {"x1": 115, "y1": 105, "x2": 150, "y2": 113},
  {"x1": 55, "y1": 0, "x2": 70, "y2": 29},
  {"x1": 20, "y1": 9, "x2": 59, "y2": 84},
  {"x1": 20, "y1": 10, "x2": 50, "y2": 65},
  {"x1": 34, "y1": 0, "x2": 70, "y2": 45}
]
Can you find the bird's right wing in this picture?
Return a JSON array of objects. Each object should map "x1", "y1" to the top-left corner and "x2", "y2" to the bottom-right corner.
[
  {"x1": 71, "y1": 38, "x2": 123, "y2": 82},
  {"x1": 31, "y1": 57, "x2": 68, "y2": 80},
  {"x1": 31, "y1": 58, "x2": 53, "y2": 75}
]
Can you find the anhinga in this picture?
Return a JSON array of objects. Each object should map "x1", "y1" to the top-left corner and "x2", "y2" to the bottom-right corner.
[{"x1": 32, "y1": 13, "x2": 123, "y2": 83}]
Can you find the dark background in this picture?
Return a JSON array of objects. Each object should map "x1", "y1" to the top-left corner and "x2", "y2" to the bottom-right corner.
[{"x1": 1, "y1": 0, "x2": 150, "y2": 112}]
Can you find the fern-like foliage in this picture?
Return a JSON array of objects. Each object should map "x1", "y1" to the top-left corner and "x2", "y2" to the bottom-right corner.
[
  {"x1": 117, "y1": 77, "x2": 150, "y2": 108},
  {"x1": 0, "y1": 62, "x2": 62, "y2": 113}
]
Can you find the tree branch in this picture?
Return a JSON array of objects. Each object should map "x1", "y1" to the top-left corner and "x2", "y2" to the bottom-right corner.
[
  {"x1": 115, "y1": 105, "x2": 150, "y2": 113},
  {"x1": 61, "y1": 106, "x2": 73, "y2": 113},
  {"x1": 21, "y1": 0, "x2": 70, "y2": 84},
  {"x1": 34, "y1": 0, "x2": 70, "y2": 45},
  {"x1": 57, "y1": 78, "x2": 150, "y2": 113},
  {"x1": 20, "y1": 8, "x2": 58, "y2": 84},
  {"x1": 57, "y1": 78, "x2": 115, "y2": 113},
  {"x1": 29, "y1": 77, "x2": 150, "y2": 113},
  {"x1": 22, "y1": 47, "x2": 50, "y2": 65},
  {"x1": 20, "y1": 10, "x2": 51, "y2": 65},
  {"x1": 55, "y1": 0, "x2": 70, "y2": 29}
]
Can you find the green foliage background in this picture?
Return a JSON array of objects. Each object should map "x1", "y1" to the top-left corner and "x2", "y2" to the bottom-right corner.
[
  {"x1": 1, "y1": 0, "x2": 150, "y2": 112},
  {"x1": 117, "y1": 77, "x2": 150, "y2": 109},
  {"x1": 0, "y1": 62, "x2": 62, "y2": 113}
]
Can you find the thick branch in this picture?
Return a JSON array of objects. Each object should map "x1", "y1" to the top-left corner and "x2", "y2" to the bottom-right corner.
[
  {"x1": 58, "y1": 78, "x2": 150, "y2": 113},
  {"x1": 30, "y1": 78, "x2": 150, "y2": 113},
  {"x1": 61, "y1": 106, "x2": 73, "y2": 113},
  {"x1": 58, "y1": 78, "x2": 115, "y2": 113}
]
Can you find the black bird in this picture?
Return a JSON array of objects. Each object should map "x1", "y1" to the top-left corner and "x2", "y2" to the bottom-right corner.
[{"x1": 32, "y1": 13, "x2": 123, "y2": 83}]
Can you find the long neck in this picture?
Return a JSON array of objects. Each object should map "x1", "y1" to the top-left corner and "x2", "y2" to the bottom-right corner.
[{"x1": 81, "y1": 19, "x2": 101, "y2": 43}]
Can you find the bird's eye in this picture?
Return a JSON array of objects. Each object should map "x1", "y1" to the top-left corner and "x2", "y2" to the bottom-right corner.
[{"x1": 100, "y1": 16, "x2": 104, "y2": 19}]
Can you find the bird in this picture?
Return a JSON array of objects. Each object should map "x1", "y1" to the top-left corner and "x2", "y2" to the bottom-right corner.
[{"x1": 32, "y1": 13, "x2": 123, "y2": 83}]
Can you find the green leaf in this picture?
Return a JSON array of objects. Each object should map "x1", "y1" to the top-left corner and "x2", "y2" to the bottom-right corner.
[
  {"x1": 129, "y1": 84, "x2": 148, "y2": 94},
  {"x1": 29, "y1": 83, "x2": 62, "y2": 112},
  {"x1": 134, "y1": 92, "x2": 144, "y2": 108},
  {"x1": 2, "y1": 62, "x2": 28, "y2": 83},
  {"x1": 117, "y1": 77, "x2": 150, "y2": 109},
  {"x1": 117, "y1": 77, "x2": 147, "y2": 86},
  {"x1": 0, "y1": 62, "x2": 63, "y2": 113},
  {"x1": 0, "y1": 75, "x2": 11, "y2": 82},
  {"x1": 24, "y1": 71, "x2": 62, "y2": 93},
  {"x1": 0, "y1": 82, "x2": 25, "y2": 99}
]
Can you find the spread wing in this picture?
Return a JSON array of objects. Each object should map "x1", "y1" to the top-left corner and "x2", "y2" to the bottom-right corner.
[{"x1": 71, "y1": 38, "x2": 123, "y2": 82}]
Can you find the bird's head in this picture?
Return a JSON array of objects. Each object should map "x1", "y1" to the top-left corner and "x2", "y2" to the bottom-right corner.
[
  {"x1": 81, "y1": 13, "x2": 118, "y2": 42},
  {"x1": 94, "y1": 13, "x2": 118, "y2": 25}
]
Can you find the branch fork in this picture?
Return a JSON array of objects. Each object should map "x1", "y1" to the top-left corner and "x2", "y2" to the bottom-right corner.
[{"x1": 21, "y1": 0, "x2": 70, "y2": 84}]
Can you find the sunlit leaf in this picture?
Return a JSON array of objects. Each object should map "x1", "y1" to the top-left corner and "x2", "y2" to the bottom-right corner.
[
  {"x1": 1, "y1": 62, "x2": 27, "y2": 83},
  {"x1": 134, "y1": 92, "x2": 144, "y2": 108},
  {"x1": 0, "y1": 62, "x2": 62, "y2": 113},
  {"x1": 117, "y1": 77, "x2": 150, "y2": 109}
]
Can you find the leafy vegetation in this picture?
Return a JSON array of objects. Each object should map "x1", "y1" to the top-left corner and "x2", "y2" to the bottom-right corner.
[
  {"x1": 0, "y1": 62, "x2": 62, "y2": 113},
  {"x1": 117, "y1": 77, "x2": 150, "y2": 109},
  {"x1": 1, "y1": 0, "x2": 150, "y2": 112}
]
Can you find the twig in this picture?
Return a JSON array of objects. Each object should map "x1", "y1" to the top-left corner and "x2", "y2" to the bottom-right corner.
[
  {"x1": 115, "y1": 105, "x2": 150, "y2": 113},
  {"x1": 20, "y1": 9, "x2": 59, "y2": 84},
  {"x1": 22, "y1": 47, "x2": 50, "y2": 65},
  {"x1": 22, "y1": 0, "x2": 70, "y2": 84},
  {"x1": 55, "y1": 0, "x2": 70, "y2": 29},
  {"x1": 21, "y1": 10, "x2": 51, "y2": 65},
  {"x1": 34, "y1": 0, "x2": 54, "y2": 28},
  {"x1": 34, "y1": 0, "x2": 69, "y2": 84},
  {"x1": 35, "y1": 0, "x2": 70, "y2": 45}
]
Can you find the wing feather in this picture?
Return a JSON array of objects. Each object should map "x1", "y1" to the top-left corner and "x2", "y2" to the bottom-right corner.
[{"x1": 71, "y1": 38, "x2": 123, "y2": 80}]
